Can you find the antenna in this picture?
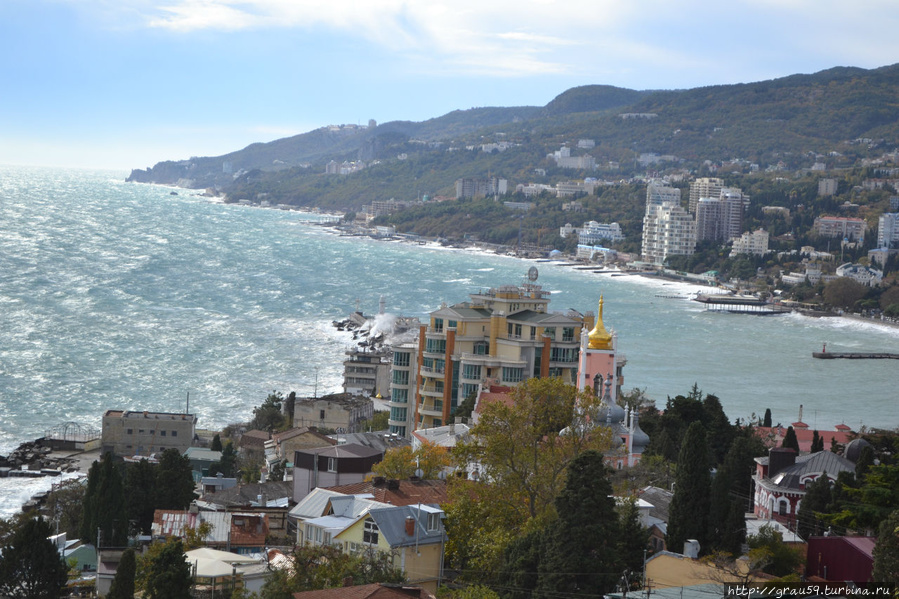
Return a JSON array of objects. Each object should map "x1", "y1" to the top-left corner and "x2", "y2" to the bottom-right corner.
[{"x1": 186, "y1": 391, "x2": 190, "y2": 415}]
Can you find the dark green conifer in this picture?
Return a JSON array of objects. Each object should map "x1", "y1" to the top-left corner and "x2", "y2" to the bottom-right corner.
[
  {"x1": 667, "y1": 421, "x2": 711, "y2": 554},
  {"x1": 107, "y1": 548, "x2": 136, "y2": 599},
  {"x1": 782, "y1": 426, "x2": 800, "y2": 453},
  {"x1": 0, "y1": 517, "x2": 68, "y2": 599}
]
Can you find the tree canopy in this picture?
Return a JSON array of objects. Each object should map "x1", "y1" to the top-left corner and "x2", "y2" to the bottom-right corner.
[{"x1": 0, "y1": 516, "x2": 68, "y2": 599}]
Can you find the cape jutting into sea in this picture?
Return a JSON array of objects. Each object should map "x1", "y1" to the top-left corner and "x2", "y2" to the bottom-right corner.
[{"x1": 1, "y1": 165, "x2": 897, "y2": 517}]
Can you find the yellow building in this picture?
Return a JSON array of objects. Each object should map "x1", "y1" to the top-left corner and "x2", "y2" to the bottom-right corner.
[
  {"x1": 412, "y1": 279, "x2": 590, "y2": 429},
  {"x1": 335, "y1": 504, "x2": 446, "y2": 594}
]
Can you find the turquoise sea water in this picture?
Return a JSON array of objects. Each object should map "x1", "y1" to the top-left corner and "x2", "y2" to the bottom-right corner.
[{"x1": 1, "y1": 165, "x2": 898, "y2": 515}]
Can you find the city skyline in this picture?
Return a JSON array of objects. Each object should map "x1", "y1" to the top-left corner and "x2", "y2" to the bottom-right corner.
[{"x1": 2, "y1": 0, "x2": 899, "y2": 170}]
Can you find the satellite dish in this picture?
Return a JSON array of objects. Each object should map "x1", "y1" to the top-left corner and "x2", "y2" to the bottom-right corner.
[{"x1": 527, "y1": 266, "x2": 539, "y2": 282}]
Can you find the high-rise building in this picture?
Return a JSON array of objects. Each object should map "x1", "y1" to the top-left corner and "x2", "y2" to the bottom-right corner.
[
  {"x1": 695, "y1": 189, "x2": 745, "y2": 241},
  {"x1": 409, "y1": 279, "x2": 590, "y2": 430},
  {"x1": 689, "y1": 177, "x2": 724, "y2": 213},
  {"x1": 646, "y1": 184, "x2": 682, "y2": 215},
  {"x1": 878, "y1": 213, "x2": 899, "y2": 249},
  {"x1": 642, "y1": 203, "x2": 696, "y2": 265},
  {"x1": 387, "y1": 342, "x2": 419, "y2": 437}
]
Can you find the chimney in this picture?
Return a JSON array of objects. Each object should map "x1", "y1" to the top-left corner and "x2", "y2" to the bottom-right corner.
[
  {"x1": 405, "y1": 516, "x2": 415, "y2": 536},
  {"x1": 768, "y1": 447, "x2": 797, "y2": 478},
  {"x1": 683, "y1": 539, "x2": 700, "y2": 559}
]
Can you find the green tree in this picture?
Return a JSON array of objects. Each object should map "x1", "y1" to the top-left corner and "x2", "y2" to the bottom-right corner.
[
  {"x1": 811, "y1": 430, "x2": 824, "y2": 453},
  {"x1": 0, "y1": 517, "x2": 68, "y2": 599},
  {"x1": 667, "y1": 421, "x2": 711, "y2": 554},
  {"x1": 617, "y1": 497, "x2": 650, "y2": 576},
  {"x1": 125, "y1": 458, "x2": 158, "y2": 535},
  {"x1": 747, "y1": 524, "x2": 802, "y2": 577},
  {"x1": 44, "y1": 478, "x2": 85, "y2": 539},
  {"x1": 797, "y1": 472, "x2": 833, "y2": 540},
  {"x1": 142, "y1": 538, "x2": 192, "y2": 599},
  {"x1": 210, "y1": 434, "x2": 223, "y2": 452},
  {"x1": 538, "y1": 450, "x2": 620, "y2": 597},
  {"x1": 782, "y1": 426, "x2": 800, "y2": 453},
  {"x1": 823, "y1": 277, "x2": 868, "y2": 310},
  {"x1": 209, "y1": 440, "x2": 237, "y2": 478},
  {"x1": 872, "y1": 509, "x2": 899, "y2": 585},
  {"x1": 762, "y1": 408, "x2": 772, "y2": 428},
  {"x1": 155, "y1": 448, "x2": 195, "y2": 510},
  {"x1": 250, "y1": 391, "x2": 288, "y2": 433},
  {"x1": 497, "y1": 528, "x2": 544, "y2": 599},
  {"x1": 107, "y1": 548, "x2": 136, "y2": 599},
  {"x1": 81, "y1": 452, "x2": 128, "y2": 547}
]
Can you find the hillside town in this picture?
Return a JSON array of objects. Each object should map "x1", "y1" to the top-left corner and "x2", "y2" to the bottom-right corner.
[{"x1": 2, "y1": 277, "x2": 897, "y2": 598}]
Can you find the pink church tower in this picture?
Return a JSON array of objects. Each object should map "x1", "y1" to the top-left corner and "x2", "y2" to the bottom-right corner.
[{"x1": 577, "y1": 295, "x2": 624, "y2": 402}]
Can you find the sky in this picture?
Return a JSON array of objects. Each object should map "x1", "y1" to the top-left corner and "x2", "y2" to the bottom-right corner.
[{"x1": 2, "y1": 0, "x2": 899, "y2": 171}]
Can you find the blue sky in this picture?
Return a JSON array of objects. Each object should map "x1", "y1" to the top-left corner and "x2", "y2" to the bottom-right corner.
[{"x1": 2, "y1": 0, "x2": 898, "y2": 170}]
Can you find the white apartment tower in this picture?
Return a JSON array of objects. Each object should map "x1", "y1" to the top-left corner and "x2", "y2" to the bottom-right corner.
[
  {"x1": 689, "y1": 177, "x2": 724, "y2": 213},
  {"x1": 642, "y1": 203, "x2": 696, "y2": 265},
  {"x1": 878, "y1": 213, "x2": 899, "y2": 249}
]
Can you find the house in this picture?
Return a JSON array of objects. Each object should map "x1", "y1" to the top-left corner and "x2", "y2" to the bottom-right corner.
[
  {"x1": 272, "y1": 427, "x2": 336, "y2": 462},
  {"x1": 645, "y1": 550, "x2": 768, "y2": 588},
  {"x1": 294, "y1": 491, "x2": 391, "y2": 546},
  {"x1": 239, "y1": 430, "x2": 271, "y2": 454},
  {"x1": 152, "y1": 507, "x2": 269, "y2": 554},
  {"x1": 100, "y1": 410, "x2": 198, "y2": 457},
  {"x1": 336, "y1": 504, "x2": 446, "y2": 593},
  {"x1": 196, "y1": 480, "x2": 294, "y2": 542},
  {"x1": 292, "y1": 443, "x2": 383, "y2": 502},
  {"x1": 184, "y1": 447, "x2": 222, "y2": 480},
  {"x1": 753, "y1": 448, "x2": 855, "y2": 527},
  {"x1": 326, "y1": 477, "x2": 448, "y2": 508},
  {"x1": 294, "y1": 393, "x2": 374, "y2": 433},
  {"x1": 805, "y1": 536, "x2": 875, "y2": 585},
  {"x1": 291, "y1": 582, "x2": 437, "y2": 599},
  {"x1": 638, "y1": 486, "x2": 674, "y2": 553}
]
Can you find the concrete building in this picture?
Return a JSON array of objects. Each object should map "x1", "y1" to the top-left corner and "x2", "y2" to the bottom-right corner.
[
  {"x1": 342, "y1": 347, "x2": 391, "y2": 398},
  {"x1": 813, "y1": 216, "x2": 867, "y2": 242},
  {"x1": 818, "y1": 178, "x2": 838, "y2": 196},
  {"x1": 836, "y1": 262, "x2": 883, "y2": 286},
  {"x1": 100, "y1": 410, "x2": 197, "y2": 457},
  {"x1": 575, "y1": 221, "x2": 625, "y2": 245},
  {"x1": 695, "y1": 189, "x2": 746, "y2": 242},
  {"x1": 642, "y1": 202, "x2": 696, "y2": 265},
  {"x1": 454, "y1": 177, "x2": 507, "y2": 199},
  {"x1": 688, "y1": 177, "x2": 724, "y2": 213},
  {"x1": 294, "y1": 393, "x2": 374, "y2": 433},
  {"x1": 646, "y1": 183, "x2": 682, "y2": 214},
  {"x1": 410, "y1": 278, "x2": 591, "y2": 430},
  {"x1": 877, "y1": 212, "x2": 899, "y2": 248},
  {"x1": 730, "y1": 229, "x2": 770, "y2": 256},
  {"x1": 388, "y1": 342, "x2": 419, "y2": 437},
  {"x1": 292, "y1": 444, "x2": 383, "y2": 501}
]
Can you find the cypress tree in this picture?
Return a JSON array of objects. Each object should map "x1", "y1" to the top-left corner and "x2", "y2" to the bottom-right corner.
[
  {"x1": 797, "y1": 472, "x2": 832, "y2": 540},
  {"x1": 144, "y1": 539, "x2": 192, "y2": 599},
  {"x1": 107, "y1": 548, "x2": 136, "y2": 599},
  {"x1": 0, "y1": 517, "x2": 68, "y2": 599},
  {"x1": 155, "y1": 448, "x2": 195, "y2": 510},
  {"x1": 763, "y1": 408, "x2": 772, "y2": 428},
  {"x1": 538, "y1": 450, "x2": 619, "y2": 597},
  {"x1": 811, "y1": 430, "x2": 823, "y2": 453},
  {"x1": 667, "y1": 421, "x2": 711, "y2": 554},
  {"x1": 80, "y1": 459, "x2": 100, "y2": 544},
  {"x1": 782, "y1": 426, "x2": 800, "y2": 453},
  {"x1": 210, "y1": 434, "x2": 223, "y2": 452}
]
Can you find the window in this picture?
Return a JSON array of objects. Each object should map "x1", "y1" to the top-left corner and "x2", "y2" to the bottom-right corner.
[
  {"x1": 562, "y1": 327, "x2": 575, "y2": 342},
  {"x1": 502, "y1": 367, "x2": 524, "y2": 383},
  {"x1": 507, "y1": 323, "x2": 522, "y2": 338},
  {"x1": 778, "y1": 499, "x2": 788, "y2": 516},
  {"x1": 392, "y1": 370, "x2": 410, "y2": 385},
  {"x1": 462, "y1": 364, "x2": 481, "y2": 380},
  {"x1": 425, "y1": 338, "x2": 446, "y2": 354},
  {"x1": 427, "y1": 512, "x2": 441, "y2": 531},
  {"x1": 323, "y1": 532, "x2": 331, "y2": 545},
  {"x1": 473, "y1": 341, "x2": 488, "y2": 355},
  {"x1": 161, "y1": 430, "x2": 166, "y2": 437},
  {"x1": 363, "y1": 518, "x2": 379, "y2": 545},
  {"x1": 448, "y1": 320, "x2": 457, "y2": 330},
  {"x1": 320, "y1": 409, "x2": 326, "y2": 420},
  {"x1": 327, "y1": 457, "x2": 337, "y2": 473},
  {"x1": 171, "y1": 430, "x2": 177, "y2": 437},
  {"x1": 393, "y1": 352, "x2": 410, "y2": 367},
  {"x1": 434, "y1": 318, "x2": 444, "y2": 333},
  {"x1": 390, "y1": 407, "x2": 407, "y2": 422},
  {"x1": 126, "y1": 429, "x2": 133, "y2": 435},
  {"x1": 391, "y1": 388, "x2": 408, "y2": 403},
  {"x1": 543, "y1": 327, "x2": 555, "y2": 340}
]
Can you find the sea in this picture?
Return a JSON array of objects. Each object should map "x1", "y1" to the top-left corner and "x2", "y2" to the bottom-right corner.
[{"x1": 1, "y1": 165, "x2": 898, "y2": 518}]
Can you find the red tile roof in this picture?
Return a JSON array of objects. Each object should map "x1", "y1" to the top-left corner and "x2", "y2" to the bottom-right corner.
[
  {"x1": 292, "y1": 583, "x2": 436, "y2": 599},
  {"x1": 325, "y1": 479, "x2": 448, "y2": 507}
]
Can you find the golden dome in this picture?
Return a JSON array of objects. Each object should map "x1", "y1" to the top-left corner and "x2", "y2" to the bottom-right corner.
[{"x1": 588, "y1": 296, "x2": 613, "y2": 350}]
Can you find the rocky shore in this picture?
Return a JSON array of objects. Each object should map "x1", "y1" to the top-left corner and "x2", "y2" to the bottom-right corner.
[{"x1": 0, "y1": 440, "x2": 94, "y2": 478}]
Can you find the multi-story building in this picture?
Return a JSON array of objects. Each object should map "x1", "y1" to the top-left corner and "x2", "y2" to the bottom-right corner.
[
  {"x1": 877, "y1": 212, "x2": 899, "y2": 248},
  {"x1": 100, "y1": 410, "x2": 197, "y2": 457},
  {"x1": 688, "y1": 177, "x2": 724, "y2": 213},
  {"x1": 645, "y1": 184, "x2": 682, "y2": 214},
  {"x1": 293, "y1": 393, "x2": 374, "y2": 433},
  {"x1": 818, "y1": 178, "x2": 838, "y2": 197},
  {"x1": 387, "y1": 341, "x2": 419, "y2": 437},
  {"x1": 695, "y1": 190, "x2": 745, "y2": 242},
  {"x1": 342, "y1": 347, "x2": 391, "y2": 398},
  {"x1": 411, "y1": 280, "x2": 591, "y2": 429},
  {"x1": 813, "y1": 216, "x2": 867, "y2": 242},
  {"x1": 576, "y1": 221, "x2": 625, "y2": 245},
  {"x1": 455, "y1": 177, "x2": 507, "y2": 199},
  {"x1": 730, "y1": 229, "x2": 770, "y2": 256},
  {"x1": 641, "y1": 202, "x2": 696, "y2": 265}
]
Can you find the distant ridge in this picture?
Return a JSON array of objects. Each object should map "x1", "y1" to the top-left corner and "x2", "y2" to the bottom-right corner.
[{"x1": 127, "y1": 63, "x2": 899, "y2": 210}]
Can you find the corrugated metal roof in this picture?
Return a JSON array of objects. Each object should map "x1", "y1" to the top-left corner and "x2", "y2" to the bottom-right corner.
[{"x1": 368, "y1": 505, "x2": 446, "y2": 548}]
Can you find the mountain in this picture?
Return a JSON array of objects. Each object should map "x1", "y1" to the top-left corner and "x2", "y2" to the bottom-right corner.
[{"x1": 127, "y1": 63, "x2": 899, "y2": 210}]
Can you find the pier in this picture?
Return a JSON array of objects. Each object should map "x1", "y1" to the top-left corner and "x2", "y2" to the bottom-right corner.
[
  {"x1": 813, "y1": 352, "x2": 899, "y2": 360},
  {"x1": 693, "y1": 294, "x2": 791, "y2": 315}
]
